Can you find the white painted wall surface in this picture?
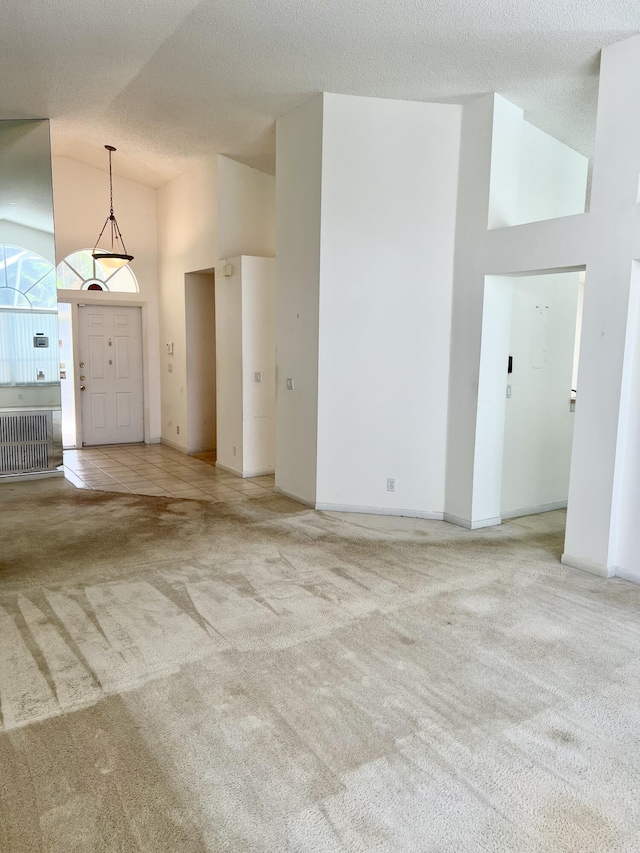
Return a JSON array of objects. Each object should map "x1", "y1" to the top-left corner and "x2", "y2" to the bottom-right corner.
[
  {"x1": 614, "y1": 264, "x2": 640, "y2": 582},
  {"x1": 185, "y1": 271, "x2": 216, "y2": 453},
  {"x1": 275, "y1": 94, "x2": 323, "y2": 504},
  {"x1": 0, "y1": 221, "x2": 55, "y2": 264},
  {"x1": 446, "y1": 96, "x2": 496, "y2": 525},
  {"x1": 215, "y1": 261, "x2": 243, "y2": 473},
  {"x1": 447, "y1": 93, "x2": 589, "y2": 529},
  {"x1": 472, "y1": 276, "x2": 513, "y2": 525},
  {"x1": 241, "y1": 256, "x2": 275, "y2": 475},
  {"x1": 51, "y1": 156, "x2": 161, "y2": 442},
  {"x1": 488, "y1": 97, "x2": 588, "y2": 230},
  {"x1": 563, "y1": 35, "x2": 640, "y2": 576},
  {"x1": 218, "y1": 157, "x2": 275, "y2": 260},
  {"x1": 315, "y1": 94, "x2": 461, "y2": 514},
  {"x1": 157, "y1": 156, "x2": 219, "y2": 449},
  {"x1": 517, "y1": 123, "x2": 588, "y2": 226},
  {"x1": 501, "y1": 273, "x2": 579, "y2": 516}
]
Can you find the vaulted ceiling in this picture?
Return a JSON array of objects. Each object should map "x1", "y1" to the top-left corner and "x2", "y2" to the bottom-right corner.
[{"x1": 2, "y1": 0, "x2": 639, "y2": 187}]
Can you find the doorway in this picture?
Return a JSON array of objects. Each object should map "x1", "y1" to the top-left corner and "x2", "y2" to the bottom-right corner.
[
  {"x1": 476, "y1": 270, "x2": 584, "y2": 522},
  {"x1": 185, "y1": 269, "x2": 216, "y2": 455},
  {"x1": 77, "y1": 304, "x2": 144, "y2": 446},
  {"x1": 500, "y1": 272, "x2": 582, "y2": 517}
]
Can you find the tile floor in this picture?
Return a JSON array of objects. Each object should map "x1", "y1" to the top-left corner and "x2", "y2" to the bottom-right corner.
[{"x1": 63, "y1": 444, "x2": 275, "y2": 503}]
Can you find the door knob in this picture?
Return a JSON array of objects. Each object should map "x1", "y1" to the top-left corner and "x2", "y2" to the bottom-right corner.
[{"x1": 80, "y1": 385, "x2": 86, "y2": 391}]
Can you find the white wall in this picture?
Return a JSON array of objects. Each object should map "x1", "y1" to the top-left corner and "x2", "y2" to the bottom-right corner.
[
  {"x1": 488, "y1": 96, "x2": 588, "y2": 229},
  {"x1": 501, "y1": 273, "x2": 579, "y2": 517},
  {"x1": 447, "y1": 93, "x2": 589, "y2": 529},
  {"x1": 275, "y1": 94, "x2": 324, "y2": 504},
  {"x1": 215, "y1": 256, "x2": 276, "y2": 477},
  {"x1": 157, "y1": 156, "x2": 219, "y2": 449},
  {"x1": 51, "y1": 156, "x2": 161, "y2": 442},
  {"x1": 445, "y1": 95, "x2": 496, "y2": 526},
  {"x1": 218, "y1": 157, "x2": 275, "y2": 260},
  {"x1": 215, "y1": 262, "x2": 243, "y2": 472},
  {"x1": 157, "y1": 154, "x2": 275, "y2": 453},
  {"x1": 241, "y1": 256, "x2": 275, "y2": 475},
  {"x1": 0, "y1": 220, "x2": 55, "y2": 263},
  {"x1": 517, "y1": 123, "x2": 588, "y2": 225},
  {"x1": 314, "y1": 94, "x2": 461, "y2": 515},
  {"x1": 185, "y1": 271, "x2": 216, "y2": 453},
  {"x1": 615, "y1": 263, "x2": 640, "y2": 582}
]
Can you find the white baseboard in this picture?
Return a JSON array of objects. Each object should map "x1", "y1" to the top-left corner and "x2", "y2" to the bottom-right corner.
[
  {"x1": 160, "y1": 437, "x2": 187, "y2": 453},
  {"x1": 315, "y1": 503, "x2": 444, "y2": 520},
  {"x1": 215, "y1": 461, "x2": 243, "y2": 477},
  {"x1": 242, "y1": 467, "x2": 275, "y2": 478},
  {"x1": 443, "y1": 513, "x2": 502, "y2": 530},
  {"x1": 273, "y1": 485, "x2": 315, "y2": 507},
  {"x1": 501, "y1": 501, "x2": 567, "y2": 520},
  {"x1": 561, "y1": 553, "x2": 616, "y2": 578},
  {"x1": 614, "y1": 565, "x2": 640, "y2": 585},
  {"x1": 214, "y1": 461, "x2": 274, "y2": 479},
  {"x1": 148, "y1": 437, "x2": 161, "y2": 445}
]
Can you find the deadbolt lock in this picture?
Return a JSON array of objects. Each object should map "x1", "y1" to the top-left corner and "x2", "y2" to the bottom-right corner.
[
  {"x1": 79, "y1": 362, "x2": 85, "y2": 368},
  {"x1": 79, "y1": 375, "x2": 86, "y2": 381}
]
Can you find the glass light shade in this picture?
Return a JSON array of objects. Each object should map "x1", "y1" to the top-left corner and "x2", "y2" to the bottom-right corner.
[{"x1": 92, "y1": 252, "x2": 133, "y2": 269}]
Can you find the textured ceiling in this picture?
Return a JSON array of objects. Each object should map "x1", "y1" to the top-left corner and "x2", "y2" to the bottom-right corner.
[{"x1": 1, "y1": 0, "x2": 639, "y2": 187}]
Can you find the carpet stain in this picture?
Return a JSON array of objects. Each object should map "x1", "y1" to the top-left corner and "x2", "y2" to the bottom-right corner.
[{"x1": 1, "y1": 479, "x2": 640, "y2": 850}]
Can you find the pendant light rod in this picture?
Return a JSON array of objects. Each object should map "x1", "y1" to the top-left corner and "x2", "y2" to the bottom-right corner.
[{"x1": 92, "y1": 144, "x2": 134, "y2": 267}]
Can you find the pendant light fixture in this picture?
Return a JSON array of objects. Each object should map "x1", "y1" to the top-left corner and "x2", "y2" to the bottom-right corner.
[{"x1": 92, "y1": 145, "x2": 133, "y2": 269}]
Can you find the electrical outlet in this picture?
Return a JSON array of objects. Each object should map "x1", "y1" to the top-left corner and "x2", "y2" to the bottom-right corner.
[
  {"x1": 286, "y1": 377, "x2": 295, "y2": 391},
  {"x1": 176, "y1": 425, "x2": 180, "y2": 435},
  {"x1": 233, "y1": 445, "x2": 237, "y2": 456},
  {"x1": 168, "y1": 363, "x2": 173, "y2": 373},
  {"x1": 387, "y1": 478, "x2": 396, "y2": 492},
  {"x1": 506, "y1": 384, "x2": 512, "y2": 398},
  {"x1": 254, "y1": 371, "x2": 262, "y2": 383}
]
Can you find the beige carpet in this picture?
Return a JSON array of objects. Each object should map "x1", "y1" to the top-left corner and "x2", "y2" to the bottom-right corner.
[{"x1": 1, "y1": 478, "x2": 640, "y2": 851}]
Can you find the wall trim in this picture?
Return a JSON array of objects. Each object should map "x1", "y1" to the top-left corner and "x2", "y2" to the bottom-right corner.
[
  {"x1": 161, "y1": 437, "x2": 187, "y2": 453},
  {"x1": 242, "y1": 467, "x2": 275, "y2": 478},
  {"x1": 215, "y1": 461, "x2": 244, "y2": 477},
  {"x1": 273, "y1": 485, "x2": 315, "y2": 507},
  {"x1": 614, "y1": 565, "x2": 640, "y2": 585},
  {"x1": 443, "y1": 513, "x2": 502, "y2": 530},
  {"x1": 561, "y1": 553, "x2": 616, "y2": 578},
  {"x1": 315, "y1": 503, "x2": 444, "y2": 520},
  {"x1": 501, "y1": 500, "x2": 567, "y2": 520},
  {"x1": 215, "y1": 462, "x2": 274, "y2": 478}
]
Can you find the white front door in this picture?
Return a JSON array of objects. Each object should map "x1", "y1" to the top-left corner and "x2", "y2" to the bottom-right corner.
[{"x1": 78, "y1": 305, "x2": 144, "y2": 445}]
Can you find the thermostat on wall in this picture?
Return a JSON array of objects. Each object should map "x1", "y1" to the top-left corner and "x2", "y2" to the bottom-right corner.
[{"x1": 33, "y1": 334, "x2": 49, "y2": 348}]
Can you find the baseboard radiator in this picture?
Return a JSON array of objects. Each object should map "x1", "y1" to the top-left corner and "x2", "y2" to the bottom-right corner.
[{"x1": 0, "y1": 410, "x2": 56, "y2": 474}]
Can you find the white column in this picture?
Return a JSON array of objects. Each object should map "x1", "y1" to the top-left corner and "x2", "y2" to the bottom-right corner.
[{"x1": 563, "y1": 35, "x2": 640, "y2": 576}]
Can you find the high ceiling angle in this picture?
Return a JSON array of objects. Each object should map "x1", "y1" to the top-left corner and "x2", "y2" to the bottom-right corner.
[{"x1": 1, "y1": 0, "x2": 640, "y2": 184}]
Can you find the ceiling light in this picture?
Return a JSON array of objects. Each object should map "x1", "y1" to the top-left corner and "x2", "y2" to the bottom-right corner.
[{"x1": 92, "y1": 145, "x2": 133, "y2": 268}]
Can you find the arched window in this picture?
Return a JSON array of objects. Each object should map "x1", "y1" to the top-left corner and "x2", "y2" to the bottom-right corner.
[
  {"x1": 0, "y1": 244, "x2": 56, "y2": 309},
  {"x1": 56, "y1": 249, "x2": 138, "y2": 293}
]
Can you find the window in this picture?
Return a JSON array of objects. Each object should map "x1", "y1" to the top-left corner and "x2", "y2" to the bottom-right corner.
[
  {"x1": 0, "y1": 310, "x2": 59, "y2": 384},
  {"x1": 0, "y1": 245, "x2": 56, "y2": 309},
  {"x1": 57, "y1": 249, "x2": 138, "y2": 293}
]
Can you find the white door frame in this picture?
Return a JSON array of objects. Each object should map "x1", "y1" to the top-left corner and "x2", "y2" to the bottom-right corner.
[{"x1": 57, "y1": 290, "x2": 151, "y2": 447}]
